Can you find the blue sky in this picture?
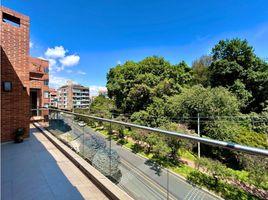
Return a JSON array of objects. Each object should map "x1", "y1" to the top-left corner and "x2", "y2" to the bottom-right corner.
[{"x1": 2, "y1": 0, "x2": 268, "y2": 94}]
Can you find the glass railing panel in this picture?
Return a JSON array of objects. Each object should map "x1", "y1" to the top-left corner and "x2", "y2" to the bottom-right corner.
[{"x1": 43, "y1": 109, "x2": 267, "y2": 200}]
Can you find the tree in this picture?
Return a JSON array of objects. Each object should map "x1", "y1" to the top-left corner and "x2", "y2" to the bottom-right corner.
[
  {"x1": 131, "y1": 97, "x2": 169, "y2": 127},
  {"x1": 107, "y1": 56, "x2": 192, "y2": 113},
  {"x1": 154, "y1": 139, "x2": 170, "y2": 158},
  {"x1": 144, "y1": 133, "x2": 160, "y2": 154},
  {"x1": 159, "y1": 123, "x2": 192, "y2": 160},
  {"x1": 90, "y1": 95, "x2": 115, "y2": 118},
  {"x1": 125, "y1": 84, "x2": 152, "y2": 113},
  {"x1": 204, "y1": 120, "x2": 268, "y2": 168},
  {"x1": 209, "y1": 39, "x2": 268, "y2": 113},
  {"x1": 166, "y1": 85, "x2": 240, "y2": 127},
  {"x1": 192, "y1": 55, "x2": 212, "y2": 87},
  {"x1": 229, "y1": 80, "x2": 252, "y2": 108}
]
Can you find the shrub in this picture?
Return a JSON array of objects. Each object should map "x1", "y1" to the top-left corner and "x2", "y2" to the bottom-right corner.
[{"x1": 187, "y1": 171, "x2": 261, "y2": 200}]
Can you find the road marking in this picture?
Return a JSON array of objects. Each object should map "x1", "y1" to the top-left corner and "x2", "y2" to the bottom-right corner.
[
  {"x1": 120, "y1": 159, "x2": 178, "y2": 200},
  {"x1": 186, "y1": 188, "x2": 197, "y2": 200},
  {"x1": 191, "y1": 189, "x2": 200, "y2": 200},
  {"x1": 183, "y1": 188, "x2": 194, "y2": 200}
]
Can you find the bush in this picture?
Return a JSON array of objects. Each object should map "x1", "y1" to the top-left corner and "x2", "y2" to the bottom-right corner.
[
  {"x1": 187, "y1": 171, "x2": 261, "y2": 200},
  {"x1": 204, "y1": 120, "x2": 268, "y2": 169}
]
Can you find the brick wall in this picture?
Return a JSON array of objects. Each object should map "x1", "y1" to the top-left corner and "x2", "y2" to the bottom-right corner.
[
  {"x1": 29, "y1": 57, "x2": 49, "y2": 121},
  {"x1": 1, "y1": 6, "x2": 30, "y2": 142}
]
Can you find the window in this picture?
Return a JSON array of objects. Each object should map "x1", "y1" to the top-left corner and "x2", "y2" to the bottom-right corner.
[
  {"x1": 44, "y1": 80, "x2": 49, "y2": 86},
  {"x1": 44, "y1": 68, "x2": 49, "y2": 73},
  {"x1": 44, "y1": 91, "x2": 49, "y2": 98},
  {"x1": 3, "y1": 12, "x2": 20, "y2": 27},
  {"x1": 3, "y1": 81, "x2": 12, "y2": 92},
  {"x1": 44, "y1": 103, "x2": 49, "y2": 108}
]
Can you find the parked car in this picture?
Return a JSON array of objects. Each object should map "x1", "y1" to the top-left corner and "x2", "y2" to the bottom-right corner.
[{"x1": 78, "y1": 121, "x2": 86, "y2": 127}]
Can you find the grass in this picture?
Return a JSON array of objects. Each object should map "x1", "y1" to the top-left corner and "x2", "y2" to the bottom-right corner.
[
  {"x1": 178, "y1": 149, "x2": 197, "y2": 161},
  {"x1": 171, "y1": 164, "x2": 197, "y2": 177}
]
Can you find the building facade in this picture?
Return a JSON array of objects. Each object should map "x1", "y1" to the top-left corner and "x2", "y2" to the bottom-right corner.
[
  {"x1": 1, "y1": 6, "x2": 49, "y2": 142},
  {"x1": 29, "y1": 57, "x2": 50, "y2": 121},
  {"x1": 57, "y1": 83, "x2": 90, "y2": 110}
]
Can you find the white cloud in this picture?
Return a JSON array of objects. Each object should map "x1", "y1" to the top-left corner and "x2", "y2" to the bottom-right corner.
[
  {"x1": 49, "y1": 74, "x2": 72, "y2": 88},
  {"x1": 30, "y1": 41, "x2": 34, "y2": 48},
  {"x1": 41, "y1": 45, "x2": 81, "y2": 72},
  {"x1": 48, "y1": 58, "x2": 56, "y2": 68},
  {"x1": 90, "y1": 86, "x2": 107, "y2": 96},
  {"x1": 45, "y1": 46, "x2": 67, "y2": 58},
  {"x1": 60, "y1": 55, "x2": 80, "y2": 67},
  {"x1": 55, "y1": 66, "x2": 64, "y2": 72},
  {"x1": 77, "y1": 70, "x2": 86, "y2": 75},
  {"x1": 66, "y1": 69, "x2": 73, "y2": 73},
  {"x1": 117, "y1": 60, "x2": 122, "y2": 65}
]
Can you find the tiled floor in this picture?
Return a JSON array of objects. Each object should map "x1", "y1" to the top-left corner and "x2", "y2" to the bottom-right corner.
[{"x1": 1, "y1": 125, "x2": 109, "y2": 200}]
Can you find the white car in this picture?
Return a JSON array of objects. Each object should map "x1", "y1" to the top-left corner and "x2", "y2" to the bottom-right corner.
[{"x1": 78, "y1": 121, "x2": 86, "y2": 127}]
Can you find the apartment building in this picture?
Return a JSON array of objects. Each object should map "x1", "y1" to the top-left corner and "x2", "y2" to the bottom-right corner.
[
  {"x1": 1, "y1": 6, "x2": 49, "y2": 142},
  {"x1": 49, "y1": 88, "x2": 58, "y2": 108},
  {"x1": 57, "y1": 83, "x2": 90, "y2": 110}
]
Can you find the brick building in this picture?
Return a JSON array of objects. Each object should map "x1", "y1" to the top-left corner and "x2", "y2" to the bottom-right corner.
[
  {"x1": 57, "y1": 82, "x2": 90, "y2": 110},
  {"x1": 29, "y1": 57, "x2": 50, "y2": 121},
  {"x1": 1, "y1": 6, "x2": 49, "y2": 142}
]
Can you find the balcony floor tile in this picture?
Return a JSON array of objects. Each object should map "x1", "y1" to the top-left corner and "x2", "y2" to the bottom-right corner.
[{"x1": 1, "y1": 125, "x2": 109, "y2": 200}]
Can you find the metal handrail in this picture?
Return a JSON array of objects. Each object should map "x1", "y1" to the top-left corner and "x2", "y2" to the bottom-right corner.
[{"x1": 49, "y1": 108, "x2": 268, "y2": 157}]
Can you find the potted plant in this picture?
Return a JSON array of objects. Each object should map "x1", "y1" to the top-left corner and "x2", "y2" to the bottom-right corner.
[{"x1": 14, "y1": 128, "x2": 25, "y2": 143}]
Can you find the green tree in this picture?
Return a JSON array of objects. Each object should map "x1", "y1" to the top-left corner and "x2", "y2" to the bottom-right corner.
[
  {"x1": 90, "y1": 95, "x2": 115, "y2": 118},
  {"x1": 131, "y1": 97, "x2": 169, "y2": 127},
  {"x1": 107, "y1": 56, "x2": 192, "y2": 113},
  {"x1": 160, "y1": 123, "x2": 192, "y2": 160},
  {"x1": 209, "y1": 39, "x2": 268, "y2": 113},
  {"x1": 144, "y1": 133, "x2": 160, "y2": 154},
  {"x1": 204, "y1": 120, "x2": 268, "y2": 168},
  {"x1": 166, "y1": 85, "x2": 240, "y2": 126},
  {"x1": 192, "y1": 55, "x2": 212, "y2": 87}
]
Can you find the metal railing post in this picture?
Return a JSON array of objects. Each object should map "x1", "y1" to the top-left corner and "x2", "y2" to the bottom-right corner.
[{"x1": 197, "y1": 112, "x2": 200, "y2": 158}]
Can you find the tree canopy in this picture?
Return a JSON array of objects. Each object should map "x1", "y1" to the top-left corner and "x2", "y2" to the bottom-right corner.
[
  {"x1": 107, "y1": 56, "x2": 192, "y2": 113},
  {"x1": 209, "y1": 39, "x2": 268, "y2": 112}
]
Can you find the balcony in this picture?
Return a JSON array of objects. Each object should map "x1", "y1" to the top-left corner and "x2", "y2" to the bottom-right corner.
[
  {"x1": 1, "y1": 125, "x2": 110, "y2": 200},
  {"x1": 29, "y1": 66, "x2": 46, "y2": 80}
]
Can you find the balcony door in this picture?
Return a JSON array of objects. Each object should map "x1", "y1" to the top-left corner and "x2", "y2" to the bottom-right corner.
[{"x1": 30, "y1": 89, "x2": 40, "y2": 116}]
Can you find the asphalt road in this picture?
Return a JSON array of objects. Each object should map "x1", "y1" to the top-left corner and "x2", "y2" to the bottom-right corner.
[{"x1": 56, "y1": 115, "x2": 220, "y2": 200}]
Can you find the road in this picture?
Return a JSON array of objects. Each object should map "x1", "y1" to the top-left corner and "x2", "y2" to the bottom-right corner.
[{"x1": 56, "y1": 114, "x2": 220, "y2": 200}]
